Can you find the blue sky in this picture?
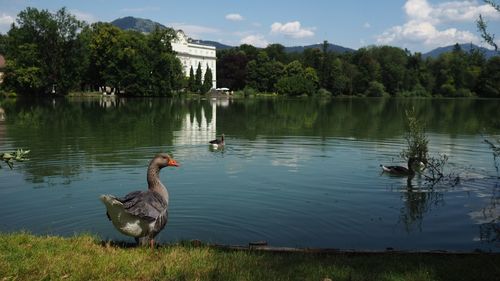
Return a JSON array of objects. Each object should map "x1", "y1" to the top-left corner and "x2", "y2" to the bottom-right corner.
[{"x1": 1, "y1": 0, "x2": 499, "y2": 52}]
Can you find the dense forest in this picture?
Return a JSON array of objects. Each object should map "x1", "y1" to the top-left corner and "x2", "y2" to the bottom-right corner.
[
  {"x1": 0, "y1": 7, "x2": 499, "y2": 98},
  {"x1": 218, "y1": 42, "x2": 500, "y2": 98}
]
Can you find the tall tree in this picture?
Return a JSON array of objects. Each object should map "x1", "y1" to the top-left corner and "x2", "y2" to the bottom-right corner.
[
  {"x1": 195, "y1": 62, "x2": 202, "y2": 93},
  {"x1": 4, "y1": 7, "x2": 85, "y2": 95},
  {"x1": 188, "y1": 66, "x2": 195, "y2": 92},
  {"x1": 202, "y1": 66, "x2": 213, "y2": 93}
]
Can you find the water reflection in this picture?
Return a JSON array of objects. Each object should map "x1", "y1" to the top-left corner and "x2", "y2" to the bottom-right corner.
[
  {"x1": 0, "y1": 97, "x2": 499, "y2": 251},
  {"x1": 174, "y1": 99, "x2": 217, "y2": 145}
]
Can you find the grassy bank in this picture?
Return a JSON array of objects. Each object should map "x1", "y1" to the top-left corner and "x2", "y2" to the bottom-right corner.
[{"x1": 0, "y1": 233, "x2": 499, "y2": 281}]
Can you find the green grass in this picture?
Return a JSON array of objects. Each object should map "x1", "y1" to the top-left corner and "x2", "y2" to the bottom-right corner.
[{"x1": 1, "y1": 233, "x2": 499, "y2": 281}]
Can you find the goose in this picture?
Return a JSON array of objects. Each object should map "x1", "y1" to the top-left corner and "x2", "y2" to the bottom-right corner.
[
  {"x1": 380, "y1": 157, "x2": 419, "y2": 176},
  {"x1": 100, "y1": 153, "x2": 179, "y2": 248},
  {"x1": 209, "y1": 134, "x2": 225, "y2": 149}
]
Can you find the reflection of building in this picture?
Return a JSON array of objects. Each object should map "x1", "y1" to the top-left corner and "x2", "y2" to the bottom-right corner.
[
  {"x1": 171, "y1": 30, "x2": 217, "y2": 89},
  {"x1": 174, "y1": 100, "x2": 223, "y2": 145}
]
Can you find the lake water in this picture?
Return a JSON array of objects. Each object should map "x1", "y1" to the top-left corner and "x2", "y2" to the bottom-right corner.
[{"x1": 0, "y1": 97, "x2": 499, "y2": 252}]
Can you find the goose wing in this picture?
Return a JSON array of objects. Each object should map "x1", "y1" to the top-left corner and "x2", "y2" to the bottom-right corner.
[{"x1": 118, "y1": 190, "x2": 167, "y2": 222}]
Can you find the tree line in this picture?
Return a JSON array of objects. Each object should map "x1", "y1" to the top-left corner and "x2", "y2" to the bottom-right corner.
[
  {"x1": 0, "y1": 7, "x2": 212, "y2": 96},
  {"x1": 218, "y1": 42, "x2": 500, "y2": 98},
  {"x1": 0, "y1": 7, "x2": 498, "y2": 98}
]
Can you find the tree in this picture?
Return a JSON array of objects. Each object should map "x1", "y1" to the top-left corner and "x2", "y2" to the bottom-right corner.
[
  {"x1": 202, "y1": 66, "x2": 213, "y2": 93},
  {"x1": 476, "y1": 56, "x2": 500, "y2": 97},
  {"x1": 477, "y1": 0, "x2": 500, "y2": 51},
  {"x1": 264, "y1": 43, "x2": 287, "y2": 62},
  {"x1": 365, "y1": 81, "x2": 388, "y2": 97},
  {"x1": 195, "y1": 62, "x2": 202, "y2": 93},
  {"x1": 275, "y1": 60, "x2": 318, "y2": 96},
  {"x1": 147, "y1": 27, "x2": 183, "y2": 96},
  {"x1": 246, "y1": 51, "x2": 284, "y2": 92},
  {"x1": 188, "y1": 66, "x2": 195, "y2": 92},
  {"x1": 4, "y1": 7, "x2": 85, "y2": 95},
  {"x1": 217, "y1": 49, "x2": 249, "y2": 90}
]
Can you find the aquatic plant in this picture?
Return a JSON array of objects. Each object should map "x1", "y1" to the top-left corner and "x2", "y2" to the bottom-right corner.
[{"x1": 0, "y1": 148, "x2": 30, "y2": 169}]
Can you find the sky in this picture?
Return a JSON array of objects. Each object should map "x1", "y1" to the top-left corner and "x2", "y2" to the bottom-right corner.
[{"x1": 0, "y1": 0, "x2": 499, "y2": 53}]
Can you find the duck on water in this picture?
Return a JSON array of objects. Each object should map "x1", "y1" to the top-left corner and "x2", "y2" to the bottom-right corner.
[
  {"x1": 209, "y1": 134, "x2": 225, "y2": 149},
  {"x1": 380, "y1": 157, "x2": 423, "y2": 176},
  {"x1": 100, "y1": 153, "x2": 179, "y2": 248}
]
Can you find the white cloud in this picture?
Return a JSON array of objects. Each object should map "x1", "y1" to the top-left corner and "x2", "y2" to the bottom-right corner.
[
  {"x1": 377, "y1": 20, "x2": 479, "y2": 46},
  {"x1": 225, "y1": 13, "x2": 244, "y2": 21},
  {"x1": 270, "y1": 21, "x2": 314, "y2": 39},
  {"x1": 169, "y1": 22, "x2": 220, "y2": 39},
  {"x1": 0, "y1": 13, "x2": 15, "y2": 32},
  {"x1": 120, "y1": 6, "x2": 160, "y2": 13},
  {"x1": 240, "y1": 34, "x2": 268, "y2": 47},
  {"x1": 70, "y1": 10, "x2": 97, "y2": 24},
  {"x1": 363, "y1": 22, "x2": 371, "y2": 28},
  {"x1": 376, "y1": 0, "x2": 499, "y2": 51}
]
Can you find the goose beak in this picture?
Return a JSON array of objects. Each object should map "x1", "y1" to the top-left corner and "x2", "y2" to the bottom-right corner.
[{"x1": 167, "y1": 159, "x2": 180, "y2": 167}]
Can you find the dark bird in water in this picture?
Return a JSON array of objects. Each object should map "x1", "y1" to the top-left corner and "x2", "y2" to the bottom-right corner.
[
  {"x1": 380, "y1": 157, "x2": 421, "y2": 176},
  {"x1": 100, "y1": 153, "x2": 179, "y2": 248},
  {"x1": 209, "y1": 134, "x2": 225, "y2": 149}
]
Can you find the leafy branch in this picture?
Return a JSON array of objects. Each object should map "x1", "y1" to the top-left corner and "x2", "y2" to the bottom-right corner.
[
  {"x1": 484, "y1": 137, "x2": 500, "y2": 175},
  {"x1": 1, "y1": 149, "x2": 30, "y2": 169},
  {"x1": 477, "y1": 0, "x2": 499, "y2": 51},
  {"x1": 401, "y1": 108, "x2": 450, "y2": 185}
]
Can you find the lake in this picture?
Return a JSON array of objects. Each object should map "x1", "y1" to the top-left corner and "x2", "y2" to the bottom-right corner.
[{"x1": 0, "y1": 97, "x2": 499, "y2": 252}]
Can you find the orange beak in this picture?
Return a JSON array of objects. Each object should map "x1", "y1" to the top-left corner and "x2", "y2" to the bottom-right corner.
[{"x1": 167, "y1": 159, "x2": 180, "y2": 167}]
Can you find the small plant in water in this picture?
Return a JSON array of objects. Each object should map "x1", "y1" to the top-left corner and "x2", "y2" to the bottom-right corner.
[
  {"x1": 483, "y1": 136, "x2": 500, "y2": 176},
  {"x1": 1, "y1": 149, "x2": 30, "y2": 169},
  {"x1": 400, "y1": 108, "x2": 448, "y2": 185}
]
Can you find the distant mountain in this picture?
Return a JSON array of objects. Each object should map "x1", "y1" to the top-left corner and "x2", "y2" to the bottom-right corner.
[
  {"x1": 423, "y1": 43, "x2": 498, "y2": 59},
  {"x1": 284, "y1": 43, "x2": 355, "y2": 54},
  {"x1": 190, "y1": 39, "x2": 233, "y2": 50},
  {"x1": 111, "y1": 16, "x2": 166, "y2": 33}
]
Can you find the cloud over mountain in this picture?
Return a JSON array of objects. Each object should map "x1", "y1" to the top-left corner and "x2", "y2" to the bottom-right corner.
[
  {"x1": 270, "y1": 21, "x2": 314, "y2": 39},
  {"x1": 376, "y1": 0, "x2": 499, "y2": 51}
]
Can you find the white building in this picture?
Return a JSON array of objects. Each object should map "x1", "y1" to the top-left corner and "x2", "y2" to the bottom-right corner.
[{"x1": 171, "y1": 30, "x2": 217, "y2": 89}]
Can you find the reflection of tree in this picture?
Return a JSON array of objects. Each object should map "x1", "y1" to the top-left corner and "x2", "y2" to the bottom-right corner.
[
  {"x1": 2, "y1": 98, "x2": 188, "y2": 184},
  {"x1": 398, "y1": 178, "x2": 445, "y2": 232},
  {"x1": 477, "y1": 180, "x2": 499, "y2": 244},
  {"x1": 217, "y1": 98, "x2": 500, "y2": 140}
]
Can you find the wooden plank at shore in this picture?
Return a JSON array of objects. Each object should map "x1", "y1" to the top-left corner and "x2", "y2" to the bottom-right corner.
[{"x1": 187, "y1": 241, "x2": 490, "y2": 255}]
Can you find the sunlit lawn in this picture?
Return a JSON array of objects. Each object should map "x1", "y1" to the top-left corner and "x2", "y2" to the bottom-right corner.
[{"x1": 0, "y1": 232, "x2": 499, "y2": 281}]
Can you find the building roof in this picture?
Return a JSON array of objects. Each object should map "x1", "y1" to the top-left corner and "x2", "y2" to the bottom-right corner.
[{"x1": 0, "y1": 55, "x2": 5, "y2": 69}]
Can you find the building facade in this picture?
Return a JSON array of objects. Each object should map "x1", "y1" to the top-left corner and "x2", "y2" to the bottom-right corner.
[{"x1": 171, "y1": 30, "x2": 216, "y2": 89}]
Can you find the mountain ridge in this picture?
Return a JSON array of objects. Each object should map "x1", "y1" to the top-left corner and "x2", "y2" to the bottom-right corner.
[{"x1": 110, "y1": 16, "x2": 498, "y2": 58}]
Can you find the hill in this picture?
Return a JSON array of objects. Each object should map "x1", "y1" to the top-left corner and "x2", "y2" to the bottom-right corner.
[
  {"x1": 111, "y1": 16, "x2": 167, "y2": 33},
  {"x1": 284, "y1": 43, "x2": 354, "y2": 54},
  {"x1": 110, "y1": 17, "x2": 499, "y2": 58},
  {"x1": 423, "y1": 43, "x2": 498, "y2": 59},
  {"x1": 190, "y1": 39, "x2": 233, "y2": 50}
]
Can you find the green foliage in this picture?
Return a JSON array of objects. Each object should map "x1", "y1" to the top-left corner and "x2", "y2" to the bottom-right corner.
[
  {"x1": 400, "y1": 108, "x2": 428, "y2": 164},
  {"x1": 1, "y1": 148, "x2": 30, "y2": 169},
  {"x1": 246, "y1": 51, "x2": 284, "y2": 92},
  {"x1": 3, "y1": 7, "x2": 85, "y2": 95},
  {"x1": 275, "y1": 61, "x2": 318, "y2": 96},
  {"x1": 365, "y1": 81, "x2": 389, "y2": 97},
  {"x1": 477, "y1": 1, "x2": 498, "y2": 51},
  {"x1": 2, "y1": 7, "x2": 182, "y2": 97},
  {"x1": 202, "y1": 66, "x2": 213, "y2": 93},
  {"x1": 188, "y1": 66, "x2": 195, "y2": 91},
  {"x1": 476, "y1": 56, "x2": 500, "y2": 98},
  {"x1": 195, "y1": 62, "x2": 202, "y2": 93}
]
